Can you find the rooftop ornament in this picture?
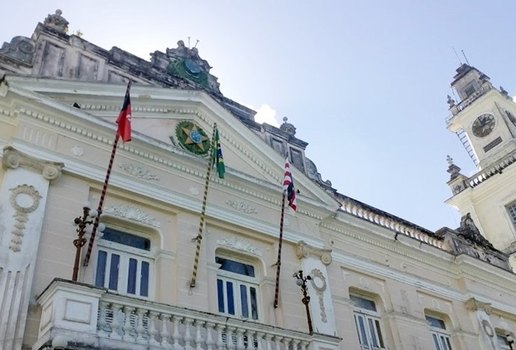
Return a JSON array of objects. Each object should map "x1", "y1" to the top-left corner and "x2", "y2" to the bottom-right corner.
[{"x1": 43, "y1": 9, "x2": 69, "y2": 34}]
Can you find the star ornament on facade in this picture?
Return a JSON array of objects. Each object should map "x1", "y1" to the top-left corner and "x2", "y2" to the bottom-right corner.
[{"x1": 182, "y1": 124, "x2": 209, "y2": 151}]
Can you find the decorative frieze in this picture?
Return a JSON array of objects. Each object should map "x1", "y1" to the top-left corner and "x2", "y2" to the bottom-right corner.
[
  {"x1": 216, "y1": 237, "x2": 262, "y2": 257},
  {"x1": 103, "y1": 205, "x2": 161, "y2": 228},
  {"x1": 225, "y1": 199, "x2": 258, "y2": 215},
  {"x1": 119, "y1": 163, "x2": 160, "y2": 181}
]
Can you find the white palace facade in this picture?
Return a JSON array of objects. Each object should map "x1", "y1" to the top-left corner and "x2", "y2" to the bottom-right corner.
[{"x1": 1, "y1": 10, "x2": 516, "y2": 350}]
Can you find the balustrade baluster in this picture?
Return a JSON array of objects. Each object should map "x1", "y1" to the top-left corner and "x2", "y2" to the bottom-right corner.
[
  {"x1": 110, "y1": 303, "x2": 123, "y2": 340},
  {"x1": 299, "y1": 341, "x2": 309, "y2": 350},
  {"x1": 122, "y1": 306, "x2": 135, "y2": 342},
  {"x1": 160, "y1": 314, "x2": 172, "y2": 348},
  {"x1": 136, "y1": 308, "x2": 147, "y2": 344},
  {"x1": 172, "y1": 315, "x2": 182, "y2": 350},
  {"x1": 282, "y1": 337, "x2": 291, "y2": 350},
  {"x1": 215, "y1": 323, "x2": 226, "y2": 349},
  {"x1": 255, "y1": 332, "x2": 264, "y2": 350},
  {"x1": 236, "y1": 328, "x2": 245, "y2": 350},
  {"x1": 291, "y1": 339, "x2": 300, "y2": 350},
  {"x1": 226, "y1": 326, "x2": 236, "y2": 350},
  {"x1": 194, "y1": 320, "x2": 205, "y2": 350},
  {"x1": 273, "y1": 336, "x2": 282, "y2": 350},
  {"x1": 148, "y1": 311, "x2": 160, "y2": 346},
  {"x1": 264, "y1": 334, "x2": 273, "y2": 350},
  {"x1": 205, "y1": 322, "x2": 215, "y2": 350},
  {"x1": 184, "y1": 318, "x2": 194, "y2": 350},
  {"x1": 97, "y1": 301, "x2": 109, "y2": 335}
]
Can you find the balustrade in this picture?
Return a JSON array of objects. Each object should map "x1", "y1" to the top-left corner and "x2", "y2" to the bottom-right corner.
[{"x1": 35, "y1": 279, "x2": 336, "y2": 350}]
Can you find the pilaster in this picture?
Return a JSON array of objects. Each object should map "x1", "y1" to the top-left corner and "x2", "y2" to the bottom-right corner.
[{"x1": 0, "y1": 146, "x2": 63, "y2": 350}]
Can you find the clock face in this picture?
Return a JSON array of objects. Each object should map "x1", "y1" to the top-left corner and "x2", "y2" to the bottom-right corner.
[{"x1": 472, "y1": 113, "x2": 496, "y2": 137}]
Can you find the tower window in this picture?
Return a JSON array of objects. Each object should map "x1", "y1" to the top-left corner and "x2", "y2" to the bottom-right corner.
[{"x1": 507, "y1": 201, "x2": 516, "y2": 227}]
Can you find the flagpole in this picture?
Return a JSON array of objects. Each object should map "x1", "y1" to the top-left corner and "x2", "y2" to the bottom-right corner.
[
  {"x1": 83, "y1": 135, "x2": 119, "y2": 267},
  {"x1": 83, "y1": 81, "x2": 131, "y2": 267},
  {"x1": 273, "y1": 190, "x2": 287, "y2": 308},
  {"x1": 190, "y1": 124, "x2": 218, "y2": 288}
]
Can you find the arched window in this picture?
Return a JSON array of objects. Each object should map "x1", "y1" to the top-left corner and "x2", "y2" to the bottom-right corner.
[
  {"x1": 94, "y1": 226, "x2": 153, "y2": 298},
  {"x1": 215, "y1": 254, "x2": 260, "y2": 321},
  {"x1": 350, "y1": 293, "x2": 386, "y2": 350}
]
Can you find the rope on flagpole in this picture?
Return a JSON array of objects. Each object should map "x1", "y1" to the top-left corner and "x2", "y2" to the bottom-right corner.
[
  {"x1": 273, "y1": 191, "x2": 287, "y2": 308},
  {"x1": 83, "y1": 135, "x2": 119, "y2": 266},
  {"x1": 190, "y1": 123, "x2": 217, "y2": 288}
]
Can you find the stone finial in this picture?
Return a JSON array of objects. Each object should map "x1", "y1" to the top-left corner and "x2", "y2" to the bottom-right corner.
[
  {"x1": 446, "y1": 155, "x2": 462, "y2": 180},
  {"x1": 43, "y1": 9, "x2": 69, "y2": 34},
  {"x1": 280, "y1": 117, "x2": 296, "y2": 136},
  {"x1": 447, "y1": 95, "x2": 456, "y2": 108}
]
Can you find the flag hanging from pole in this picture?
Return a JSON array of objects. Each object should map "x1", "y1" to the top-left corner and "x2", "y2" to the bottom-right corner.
[
  {"x1": 116, "y1": 82, "x2": 132, "y2": 142},
  {"x1": 283, "y1": 158, "x2": 296, "y2": 211},
  {"x1": 214, "y1": 126, "x2": 225, "y2": 179}
]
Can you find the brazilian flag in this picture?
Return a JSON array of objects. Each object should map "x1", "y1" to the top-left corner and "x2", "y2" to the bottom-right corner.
[{"x1": 213, "y1": 127, "x2": 225, "y2": 179}]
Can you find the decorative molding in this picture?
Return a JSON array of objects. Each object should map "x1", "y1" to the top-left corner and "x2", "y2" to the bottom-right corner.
[
  {"x1": 310, "y1": 268, "x2": 328, "y2": 323},
  {"x1": 103, "y1": 205, "x2": 161, "y2": 228},
  {"x1": 225, "y1": 199, "x2": 258, "y2": 215},
  {"x1": 2, "y1": 146, "x2": 64, "y2": 181},
  {"x1": 465, "y1": 297, "x2": 493, "y2": 315},
  {"x1": 189, "y1": 187, "x2": 200, "y2": 196},
  {"x1": 296, "y1": 240, "x2": 332, "y2": 265},
  {"x1": 9, "y1": 184, "x2": 42, "y2": 252},
  {"x1": 216, "y1": 237, "x2": 262, "y2": 257},
  {"x1": 71, "y1": 146, "x2": 84, "y2": 157},
  {"x1": 119, "y1": 163, "x2": 160, "y2": 181}
]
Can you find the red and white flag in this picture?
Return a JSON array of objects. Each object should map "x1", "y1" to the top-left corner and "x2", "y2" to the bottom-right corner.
[
  {"x1": 283, "y1": 158, "x2": 297, "y2": 211},
  {"x1": 116, "y1": 82, "x2": 132, "y2": 142}
]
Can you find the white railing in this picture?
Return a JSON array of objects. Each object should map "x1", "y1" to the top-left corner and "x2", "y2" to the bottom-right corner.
[{"x1": 34, "y1": 279, "x2": 341, "y2": 350}]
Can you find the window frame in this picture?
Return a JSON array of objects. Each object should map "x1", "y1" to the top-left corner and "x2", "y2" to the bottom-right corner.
[
  {"x1": 94, "y1": 229, "x2": 154, "y2": 299},
  {"x1": 215, "y1": 254, "x2": 261, "y2": 321},
  {"x1": 350, "y1": 294, "x2": 386, "y2": 350},
  {"x1": 425, "y1": 314, "x2": 453, "y2": 350},
  {"x1": 506, "y1": 200, "x2": 516, "y2": 228}
]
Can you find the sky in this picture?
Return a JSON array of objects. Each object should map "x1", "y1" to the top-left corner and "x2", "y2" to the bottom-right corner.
[{"x1": 2, "y1": 1, "x2": 516, "y2": 231}]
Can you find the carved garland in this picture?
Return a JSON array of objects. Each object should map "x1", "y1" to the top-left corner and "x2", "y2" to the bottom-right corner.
[
  {"x1": 9, "y1": 184, "x2": 42, "y2": 252},
  {"x1": 310, "y1": 268, "x2": 328, "y2": 323}
]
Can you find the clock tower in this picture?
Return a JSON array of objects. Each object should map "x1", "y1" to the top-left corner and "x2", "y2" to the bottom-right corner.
[{"x1": 445, "y1": 64, "x2": 516, "y2": 267}]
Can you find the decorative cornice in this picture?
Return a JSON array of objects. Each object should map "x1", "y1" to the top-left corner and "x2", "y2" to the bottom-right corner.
[
  {"x1": 103, "y1": 205, "x2": 161, "y2": 228},
  {"x1": 337, "y1": 198, "x2": 446, "y2": 251},
  {"x1": 2, "y1": 146, "x2": 63, "y2": 181},
  {"x1": 296, "y1": 240, "x2": 332, "y2": 265}
]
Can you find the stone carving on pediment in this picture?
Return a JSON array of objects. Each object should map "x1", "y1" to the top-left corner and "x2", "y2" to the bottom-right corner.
[
  {"x1": 465, "y1": 297, "x2": 492, "y2": 314},
  {"x1": 119, "y1": 163, "x2": 160, "y2": 181},
  {"x1": 225, "y1": 199, "x2": 258, "y2": 215},
  {"x1": 296, "y1": 240, "x2": 332, "y2": 265},
  {"x1": 216, "y1": 237, "x2": 262, "y2": 257},
  {"x1": 71, "y1": 146, "x2": 84, "y2": 157},
  {"x1": 104, "y1": 205, "x2": 161, "y2": 228},
  {"x1": 9, "y1": 184, "x2": 41, "y2": 252},
  {"x1": 457, "y1": 213, "x2": 494, "y2": 249},
  {"x1": 2, "y1": 146, "x2": 64, "y2": 181},
  {"x1": 0, "y1": 36, "x2": 35, "y2": 65},
  {"x1": 310, "y1": 268, "x2": 328, "y2": 323}
]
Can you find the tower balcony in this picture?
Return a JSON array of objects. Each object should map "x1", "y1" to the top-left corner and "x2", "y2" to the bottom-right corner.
[{"x1": 33, "y1": 279, "x2": 341, "y2": 350}]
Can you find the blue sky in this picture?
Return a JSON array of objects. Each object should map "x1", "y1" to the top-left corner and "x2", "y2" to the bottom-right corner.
[{"x1": 2, "y1": 1, "x2": 516, "y2": 231}]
